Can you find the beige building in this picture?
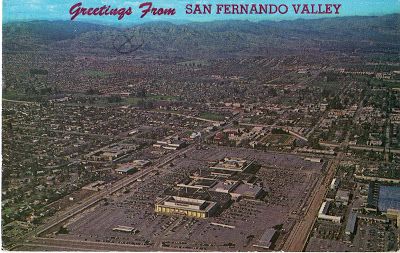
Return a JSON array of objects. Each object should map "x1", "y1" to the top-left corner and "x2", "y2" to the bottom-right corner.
[{"x1": 155, "y1": 196, "x2": 217, "y2": 218}]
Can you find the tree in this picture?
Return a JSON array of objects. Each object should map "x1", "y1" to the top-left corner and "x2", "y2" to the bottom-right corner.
[
  {"x1": 137, "y1": 88, "x2": 147, "y2": 98},
  {"x1": 107, "y1": 95, "x2": 122, "y2": 103},
  {"x1": 57, "y1": 226, "x2": 69, "y2": 234}
]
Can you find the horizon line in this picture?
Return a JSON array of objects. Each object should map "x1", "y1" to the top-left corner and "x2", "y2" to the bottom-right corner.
[{"x1": 3, "y1": 12, "x2": 400, "y2": 27}]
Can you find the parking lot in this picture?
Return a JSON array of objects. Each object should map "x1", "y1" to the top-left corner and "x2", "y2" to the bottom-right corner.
[{"x1": 51, "y1": 146, "x2": 325, "y2": 251}]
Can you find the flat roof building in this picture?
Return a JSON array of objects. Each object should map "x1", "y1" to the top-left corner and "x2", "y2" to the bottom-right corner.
[
  {"x1": 210, "y1": 157, "x2": 253, "y2": 173},
  {"x1": 231, "y1": 183, "x2": 262, "y2": 199},
  {"x1": 386, "y1": 209, "x2": 400, "y2": 227},
  {"x1": 84, "y1": 143, "x2": 137, "y2": 162},
  {"x1": 131, "y1": 159, "x2": 151, "y2": 168},
  {"x1": 177, "y1": 176, "x2": 217, "y2": 190},
  {"x1": 155, "y1": 196, "x2": 218, "y2": 219},
  {"x1": 378, "y1": 186, "x2": 400, "y2": 212},
  {"x1": 330, "y1": 178, "x2": 339, "y2": 190},
  {"x1": 345, "y1": 212, "x2": 357, "y2": 235},
  {"x1": 115, "y1": 164, "x2": 138, "y2": 175},
  {"x1": 210, "y1": 180, "x2": 240, "y2": 194},
  {"x1": 253, "y1": 228, "x2": 277, "y2": 249},
  {"x1": 367, "y1": 182, "x2": 379, "y2": 210},
  {"x1": 154, "y1": 139, "x2": 186, "y2": 150},
  {"x1": 210, "y1": 170, "x2": 236, "y2": 178},
  {"x1": 335, "y1": 189, "x2": 350, "y2": 205},
  {"x1": 319, "y1": 201, "x2": 330, "y2": 215},
  {"x1": 82, "y1": 180, "x2": 106, "y2": 191},
  {"x1": 318, "y1": 201, "x2": 342, "y2": 223}
]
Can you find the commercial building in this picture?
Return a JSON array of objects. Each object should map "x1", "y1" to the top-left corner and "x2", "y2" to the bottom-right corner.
[
  {"x1": 230, "y1": 183, "x2": 263, "y2": 199},
  {"x1": 84, "y1": 143, "x2": 137, "y2": 162},
  {"x1": 115, "y1": 165, "x2": 137, "y2": 175},
  {"x1": 176, "y1": 176, "x2": 217, "y2": 190},
  {"x1": 190, "y1": 132, "x2": 201, "y2": 139},
  {"x1": 153, "y1": 139, "x2": 186, "y2": 150},
  {"x1": 319, "y1": 201, "x2": 330, "y2": 215},
  {"x1": 155, "y1": 157, "x2": 264, "y2": 219},
  {"x1": 115, "y1": 160, "x2": 150, "y2": 175},
  {"x1": 210, "y1": 157, "x2": 253, "y2": 173},
  {"x1": 366, "y1": 182, "x2": 379, "y2": 211},
  {"x1": 335, "y1": 189, "x2": 350, "y2": 205},
  {"x1": 210, "y1": 180, "x2": 240, "y2": 194},
  {"x1": 330, "y1": 178, "x2": 339, "y2": 190},
  {"x1": 253, "y1": 228, "x2": 277, "y2": 249},
  {"x1": 385, "y1": 209, "x2": 400, "y2": 227},
  {"x1": 155, "y1": 196, "x2": 218, "y2": 218},
  {"x1": 130, "y1": 159, "x2": 151, "y2": 168},
  {"x1": 82, "y1": 180, "x2": 106, "y2": 191},
  {"x1": 210, "y1": 169, "x2": 236, "y2": 178},
  {"x1": 345, "y1": 212, "x2": 357, "y2": 236},
  {"x1": 318, "y1": 201, "x2": 342, "y2": 223},
  {"x1": 378, "y1": 186, "x2": 400, "y2": 212}
]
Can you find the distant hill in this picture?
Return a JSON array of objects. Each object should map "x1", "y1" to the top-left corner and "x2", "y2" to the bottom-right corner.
[
  {"x1": 3, "y1": 15, "x2": 400, "y2": 58},
  {"x1": 3, "y1": 20, "x2": 110, "y2": 41},
  {"x1": 3, "y1": 20, "x2": 110, "y2": 52}
]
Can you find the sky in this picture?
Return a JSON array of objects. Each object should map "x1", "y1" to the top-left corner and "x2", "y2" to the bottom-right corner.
[{"x1": 3, "y1": 0, "x2": 400, "y2": 24}]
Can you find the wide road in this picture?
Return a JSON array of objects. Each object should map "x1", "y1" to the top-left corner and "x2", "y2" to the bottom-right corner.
[
  {"x1": 282, "y1": 151, "x2": 343, "y2": 251},
  {"x1": 2, "y1": 98, "x2": 37, "y2": 104},
  {"x1": 10, "y1": 143, "x2": 195, "y2": 250},
  {"x1": 11, "y1": 113, "x2": 241, "y2": 251},
  {"x1": 320, "y1": 142, "x2": 400, "y2": 154},
  {"x1": 283, "y1": 83, "x2": 364, "y2": 251},
  {"x1": 17, "y1": 237, "x2": 186, "y2": 251}
]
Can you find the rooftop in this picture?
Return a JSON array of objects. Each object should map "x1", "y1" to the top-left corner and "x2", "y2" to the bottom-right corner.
[
  {"x1": 253, "y1": 228, "x2": 277, "y2": 249},
  {"x1": 345, "y1": 212, "x2": 357, "y2": 235},
  {"x1": 210, "y1": 180, "x2": 239, "y2": 193},
  {"x1": 378, "y1": 186, "x2": 400, "y2": 212},
  {"x1": 157, "y1": 195, "x2": 217, "y2": 212},
  {"x1": 210, "y1": 157, "x2": 252, "y2": 172},
  {"x1": 231, "y1": 183, "x2": 263, "y2": 198}
]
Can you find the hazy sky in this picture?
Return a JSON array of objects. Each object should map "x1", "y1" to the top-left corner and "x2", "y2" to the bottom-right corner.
[{"x1": 3, "y1": 0, "x2": 400, "y2": 24}]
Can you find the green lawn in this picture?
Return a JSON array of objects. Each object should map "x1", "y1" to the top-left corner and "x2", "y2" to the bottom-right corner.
[
  {"x1": 3, "y1": 90, "x2": 23, "y2": 100},
  {"x1": 125, "y1": 97, "x2": 141, "y2": 105},
  {"x1": 385, "y1": 82, "x2": 400, "y2": 89},
  {"x1": 199, "y1": 112, "x2": 225, "y2": 121}
]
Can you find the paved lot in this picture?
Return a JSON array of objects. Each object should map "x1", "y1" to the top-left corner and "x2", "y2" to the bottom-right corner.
[{"x1": 45, "y1": 146, "x2": 325, "y2": 251}]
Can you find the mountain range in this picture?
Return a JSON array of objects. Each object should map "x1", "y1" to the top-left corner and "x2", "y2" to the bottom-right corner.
[{"x1": 3, "y1": 14, "x2": 400, "y2": 58}]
